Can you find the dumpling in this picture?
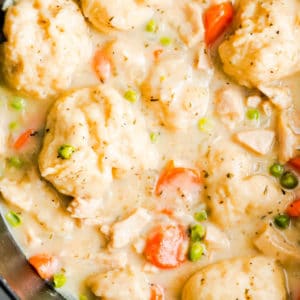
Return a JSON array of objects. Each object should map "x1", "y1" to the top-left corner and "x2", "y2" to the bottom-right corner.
[
  {"x1": 2, "y1": 0, "x2": 91, "y2": 99},
  {"x1": 81, "y1": 0, "x2": 153, "y2": 32},
  {"x1": 219, "y1": 0, "x2": 300, "y2": 88},
  {"x1": 206, "y1": 141, "x2": 291, "y2": 228},
  {"x1": 206, "y1": 140, "x2": 252, "y2": 180},
  {"x1": 142, "y1": 55, "x2": 211, "y2": 129},
  {"x1": 38, "y1": 85, "x2": 158, "y2": 219},
  {"x1": 182, "y1": 256, "x2": 287, "y2": 300},
  {"x1": 87, "y1": 267, "x2": 151, "y2": 300}
]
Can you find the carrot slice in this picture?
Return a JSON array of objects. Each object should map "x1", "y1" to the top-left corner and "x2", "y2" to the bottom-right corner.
[
  {"x1": 150, "y1": 283, "x2": 165, "y2": 300},
  {"x1": 28, "y1": 254, "x2": 59, "y2": 280},
  {"x1": 153, "y1": 49, "x2": 163, "y2": 60},
  {"x1": 13, "y1": 129, "x2": 35, "y2": 150},
  {"x1": 286, "y1": 199, "x2": 300, "y2": 217},
  {"x1": 203, "y1": 2, "x2": 234, "y2": 45},
  {"x1": 144, "y1": 224, "x2": 188, "y2": 269},
  {"x1": 289, "y1": 157, "x2": 300, "y2": 171},
  {"x1": 93, "y1": 49, "x2": 111, "y2": 82},
  {"x1": 155, "y1": 160, "x2": 202, "y2": 196},
  {"x1": 160, "y1": 209, "x2": 174, "y2": 217}
]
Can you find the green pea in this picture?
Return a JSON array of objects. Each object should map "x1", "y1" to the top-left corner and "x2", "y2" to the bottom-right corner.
[
  {"x1": 58, "y1": 145, "x2": 75, "y2": 160},
  {"x1": 5, "y1": 211, "x2": 22, "y2": 227},
  {"x1": 246, "y1": 108, "x2": 260, "y2": 121},
  {"x1": 190, "y1": 224, "x2": 206, "y2": 242},
  {"x1": 146, "y1": 19, "x2": 157, "y2": 33},
  {"x1": 124, "y1": 90, "x2": 137, "y2": 103},
  {"x1": 269, "y1": 163, "x2": 284, "y2": 178},
  {"x1": 280, "y1": 171, "x2": 298, "y2": 189},
  {"x1": 160, "y1": 37, "x2": 172, "y2": 46},
  {"x1": 79, "y1": 295, "x2": 88, "y2": 300},
  {"x1": 194, "y1": 210, "x2": 208, "y2": 222},
  {"x1": 9, "y1": 121, "x2": 19, "y2": 131},
  {"x1": 188, "y1": 242, "x2": 204, "y2": 262},
  {"x1": 274, "y1": 214, "x2": 290, "y2": 229},
  {"x1": 150, "y1": 132, "x2": 158, "y2": 143},
  {"x1": 198, "y1": 117, "x2": 214, "y2": 133},
  {"x1": 7, "y1": 157, "x2": 23, "y2": 168},
  {"x1": 53, "y1": 273, "x2": 66, "y2": 288},
  {"x1": 11, "y1": 97, "x2": 26, "y2": 111}
]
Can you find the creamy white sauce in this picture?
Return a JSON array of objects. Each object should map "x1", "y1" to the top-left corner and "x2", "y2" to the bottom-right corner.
[{"x1": 0, "y1": 0, "x2": 299, "y2": 299}]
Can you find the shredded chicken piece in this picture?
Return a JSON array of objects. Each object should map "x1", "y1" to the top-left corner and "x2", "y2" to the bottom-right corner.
[
  {"x1": 235, "y1": 129, "x2": 275, "y2": 155},
  {"x1": 215, "y1": 87, "x2": 245, "y2": 129},
  {"x1": 259, "y1": 85, "x2": 293, "y2": 110},
  {"x1": 277, "y1": 109, "x2": 300, "y2": 163},
  {"x1": 110, "y1": 208, "x2": 152, "y2": 248},
  {"x1": 255, "y1": 224, "x2": 300, "y2": 263}
]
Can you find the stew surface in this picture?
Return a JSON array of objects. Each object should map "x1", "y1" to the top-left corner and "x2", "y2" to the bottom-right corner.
[{"x1": 0, "y1": 0, "x2": 299, "y2": 299}]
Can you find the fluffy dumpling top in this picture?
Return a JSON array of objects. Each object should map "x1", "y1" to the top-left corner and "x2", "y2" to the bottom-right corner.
[
  {"x1": 2, "y1": 0, "x2": 91, "y2": 99},
  {"x1": 38, "y1": 85, "x2": 158, "y2": 219},
  {"x1": 219, "y1": 0, "x2": 300, "y2": 88},
  {"x1": 87, "y1": 267, "x2": 151, "y2": 300},
  {"x1": 182, "y1": 256, "x2": 287, "y2": 300},
  {"x1": 206, "y1": 140, "x2": 292, "y2": 228}
]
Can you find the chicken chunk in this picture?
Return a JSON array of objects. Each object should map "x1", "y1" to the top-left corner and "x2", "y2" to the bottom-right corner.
[
  {"x1": 259, "y1": 85, "x2": 293, "y2": 110},
  {"x1": 196, "y1": 42, "x2": 213, "y2": 72},
  {"x1": 246, "y1": 95, "x2": 262, "y2": 108},
  {"x1": 174, "y1": 2, "x2": 205, "y2": 47},
  {"x1": 214, "y1": 87, "x2": 245, "y2": 129},
  {"x1": 277, "y1": 110, "x2": 300, "y2": 163},
  {"x1": 142, "y1": 55, "x2": 211, "y2": 129},
  {"x1": 0, "y1": 169, "x2": 73, "y2": 233},
  {"x1": 110, "y1": 208, "x2": 152, "y2": 249},
  {"x1": 206, "y1": 141, "x2": 291, "y2": 227},
  {"x1": 87, "y1": 267, "x2": 151, "y2": 300},
  {"x1": 205, "y1": 223, "x2": 230, "y2": 251},
  {"x1": 255, "y1": 224, "x2": 300, "y2": 263},
  {"x1": 95, "y1": 251, "x2": 128, "y2": 269},
  {"x1": 81, "y1": 0, "x2": 153, "y2": 32},
  {"x1": 182, "y1": 256, "x2": 287, "y2": 300},
  {"x1": 235, "y1": 129, "x2": 275, "y2": 155},
  {"x1": 2, "y1": 0, "x2": 91, "y2": 99},
  {"x1": 145, "y1": 1, "x2": 205, "y2": 47},
  {"x1": 219, "y1": 0, "x2": 300, "y2": 88},
  {"x1": 39, "y1": 86, "x2": 158, "y2": 220}
]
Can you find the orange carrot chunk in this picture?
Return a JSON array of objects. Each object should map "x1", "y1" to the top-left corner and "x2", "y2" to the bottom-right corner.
[
  {"x1": 13, "y1": 129, "x2": 35, "y2": 150},
  {"x1": 93, "y1": 49, "x2": 111, "y2": 82},
  {"x1": 155, "y1": 160, "x2": 202, "y2": 196},
  {"x1": 28, "y1": 254, "x2": 59, "y2": 280},
  {"x1": 150, "y1": 283, "x2": 165, "y2": 300},
  {"x1": 153, "y1": 49, "x2": 163, "y2": 60},
  {"x1": 286, "y1": 199, "x2": 300, "y2": 218},
  {"x1": 289, "y1": 156, "x2": 300, "y2": 171},
  {"x1": 203, "y1": 2, "x2": 234, "y2": 45},
  {"x1": 144, "y1": 224, "x2": 188, "y2": 269}
]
